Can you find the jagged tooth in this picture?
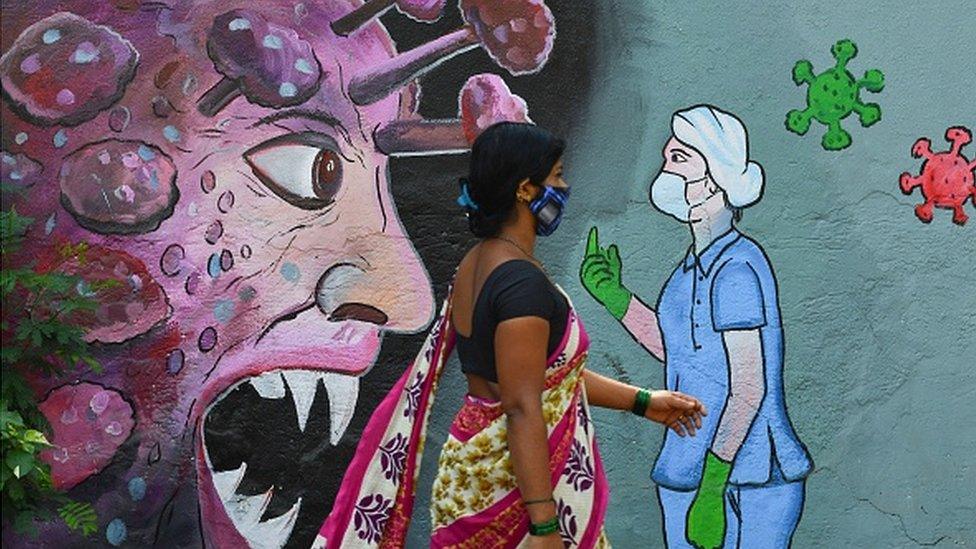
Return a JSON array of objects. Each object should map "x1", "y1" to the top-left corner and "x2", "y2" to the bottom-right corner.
[
  {"x1": 244, "y1": 497, "x2": 302, "y2": 549},
  {"x1": 311, "y1": 534, "x2": 327, "y2": 549},
  {"x1": 282, "y1": 370, "x2": 319, "y2": 433},
  {"x1": 211, "y1": 462, "x2": 247, "y2": 503},
  {"x1": 228, "y1": 488, "x2": 273, "y2": 528},
  {"x1": 321, "y1": 373, "x2": 359, "y2": 446},
  {"x1": 250, "y1": 371, "x2": 286, "y2": 400}
]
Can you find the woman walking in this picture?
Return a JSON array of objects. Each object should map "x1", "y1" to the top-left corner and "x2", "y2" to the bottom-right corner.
[{"x1": 318, "y1": 122, "x2": 706, "y2": 548}]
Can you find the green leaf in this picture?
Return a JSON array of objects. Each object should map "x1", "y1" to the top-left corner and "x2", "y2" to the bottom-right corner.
[
  {"x1": 6, "y1": 450, "x2": 35, "y2": 479},
  {"x1": 21, "y1": 429, "x2": 49, "y2": 445},
  {"x1": 58, "y1": 501, "x2": 99, "y2": 536}
]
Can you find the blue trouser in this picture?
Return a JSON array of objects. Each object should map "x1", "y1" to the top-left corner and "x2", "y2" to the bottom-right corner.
[{"x1": 657, "y1": 471, "x2": 805, "y2": 549}]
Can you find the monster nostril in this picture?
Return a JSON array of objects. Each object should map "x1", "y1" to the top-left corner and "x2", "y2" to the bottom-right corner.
[{"x1": 328, "y1": 303, "x2": 388, "y2": 325}]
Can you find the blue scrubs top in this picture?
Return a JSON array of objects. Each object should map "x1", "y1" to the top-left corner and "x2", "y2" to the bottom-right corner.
[{"x1": 651, "y1": 229, "x2": 813, "y2": 489}]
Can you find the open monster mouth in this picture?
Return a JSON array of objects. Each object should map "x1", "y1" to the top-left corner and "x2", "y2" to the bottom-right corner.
[{"x1": 202, "y1": 369, "x2": 359, "y2": 548}]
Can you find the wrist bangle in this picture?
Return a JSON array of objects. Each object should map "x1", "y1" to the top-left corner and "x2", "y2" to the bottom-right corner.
[
  {"x1": 523, "y1": 496, "x2": 555, "y2": 506},
  {"x1": 631, "y1": 388, "x2": 651, "y2": 417},
  {"x1": 528, "y1": 516, "x2": 559, "y2": 536}
]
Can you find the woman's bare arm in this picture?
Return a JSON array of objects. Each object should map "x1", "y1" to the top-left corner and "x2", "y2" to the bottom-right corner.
[
  {"x1": 495, "y1": 316, "x2": 558, "y2": 526},
  {"x1": 581, "y1": 369, "x2": 706, "y2": 436}
]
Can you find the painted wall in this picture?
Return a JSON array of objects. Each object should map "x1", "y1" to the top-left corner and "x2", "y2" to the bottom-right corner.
[{"x1": 1, "y1": 1, "x2": 973, "y2": 548}]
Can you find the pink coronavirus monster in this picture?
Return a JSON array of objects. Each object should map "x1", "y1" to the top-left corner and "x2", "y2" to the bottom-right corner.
[
  {"x1": 0, "y1": 0, "x2": 554, "y2": 546},
  {"x1": 899, "y1": 126, "x2": 976, "y2": 226}
]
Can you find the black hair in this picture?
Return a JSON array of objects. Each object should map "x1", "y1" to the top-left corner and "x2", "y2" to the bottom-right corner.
[{"x1": 462, "y1": 122, "x2": 565, "y2": 238}]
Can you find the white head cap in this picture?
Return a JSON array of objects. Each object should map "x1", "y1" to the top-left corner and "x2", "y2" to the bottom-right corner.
[{"x1": 671, "y1": 105, "x2": 764, "y2": 208}]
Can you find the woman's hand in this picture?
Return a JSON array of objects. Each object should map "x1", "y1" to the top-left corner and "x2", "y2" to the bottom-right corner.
[
  {"x1": 645, "y1": 390, "x2": 707, "y2": 436},
  {"x1": 526, "y1": 532, "x2": 564, "y2": 548}
]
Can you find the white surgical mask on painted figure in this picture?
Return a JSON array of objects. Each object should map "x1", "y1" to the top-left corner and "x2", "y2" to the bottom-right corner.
[{"x1": 649, "y1": 172, "x2": 710, "y2": 222}]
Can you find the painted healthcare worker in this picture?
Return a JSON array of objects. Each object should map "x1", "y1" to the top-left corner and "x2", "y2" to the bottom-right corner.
[{"x1": 580, "y1": 105, "x2": 813, "y2": 549}]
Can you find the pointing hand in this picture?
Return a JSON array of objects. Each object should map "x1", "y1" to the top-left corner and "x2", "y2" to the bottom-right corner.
[{"x1": 580, "y1": 226, "x2": 631, "y2": 320}]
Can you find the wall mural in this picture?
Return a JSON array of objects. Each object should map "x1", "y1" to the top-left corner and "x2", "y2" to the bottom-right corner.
[
  {"x1": 0, "y1": 0, "x2": 556, "y2": 546},
  {"x1": 582, "y1": 106, "x2": 813, "y2": 549},
  {"x1": 3, "y1": 0, "x2": 973, "y2": 547}
]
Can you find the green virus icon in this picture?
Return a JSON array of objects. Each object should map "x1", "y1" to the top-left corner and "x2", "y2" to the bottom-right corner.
[{"x1": 786, "y1": 39, "x2": 885, "y2": 151}]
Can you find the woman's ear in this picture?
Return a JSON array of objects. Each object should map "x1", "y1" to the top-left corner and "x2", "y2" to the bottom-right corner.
[{"x1": 515, "y1": 178, "x2": 536, "y2": 203}]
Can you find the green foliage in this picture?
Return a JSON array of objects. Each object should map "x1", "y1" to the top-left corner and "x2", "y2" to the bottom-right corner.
[
  {"x1": 58, "y1": 501, "x2": 99, "y2": 537},
  {"x1": 1, "y1": 207, "x2": 102, "y2": 537}
]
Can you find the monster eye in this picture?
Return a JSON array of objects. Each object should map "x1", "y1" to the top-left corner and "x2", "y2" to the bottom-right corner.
[{"x1": 244, "y1": 132, "x2": 345, "y2": 209}]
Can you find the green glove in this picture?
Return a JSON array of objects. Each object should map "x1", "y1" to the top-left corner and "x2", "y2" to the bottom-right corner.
[
  {"x1": 686, "y1": 451, "x2": 732, "y2": 549},
  {"x1": 580, "y1": 226, "x2": 632, "y2": 320}
]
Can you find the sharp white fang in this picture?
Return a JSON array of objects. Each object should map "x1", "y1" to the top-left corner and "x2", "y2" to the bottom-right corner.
[
  {"x1": 311, "y1": 534, "x2": 327, "y2": 549},
  {"x1": 321, "y1": 373, "x2": 359, "y2": 445},
  {"x1": 244, "y1": 497, "x2": 302, "y2": 549},
  {"x1": 227, "y1": 488, "x2": 273, "y2": 529},
  {"x1": 212, "y1": 462, "x2": 247, "y2": 502},
  {"x1": 250, "y1": 371, "x2": 286, "y2": 399},
  {"x1": 283, "y1": 370, "x2": 319, "y2": 432}
]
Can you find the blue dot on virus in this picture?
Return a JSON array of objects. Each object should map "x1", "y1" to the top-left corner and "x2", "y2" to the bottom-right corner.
[
  {"x1": 72, "y1": 46, "x2": 99, "y2": 64},
  {"x1": 213, "y1": 299, "x2": 235, "y2": 324},
  {"x1": 294, "y1": 58, "x2": 315, "y2": 75},
  {"x1": 279, "y1": 82, "x2": 298, "y2": 98},
  {"x1": 42, "y1": 28, "x2": 62, "y2": 44},
  {"x1": 229, "y1": 17, "x2": 251, "y2": 31},
  {"x1": 137, "y1": 144, "x2": 156, "y2": 161},
  {"x1": 128, "y1": 477, "x2": 147, "y2": 501},
  {"x1": 106, "y1": 518, "x2": 127, "y2": 546},
  {"x1": 53, "y1": 129, "x2": 68, "y2": 148},
  {"x1": 262, "y1": 34, "x2": 283, "y2": 50},
  {"x1": 280, "y1": 262, "x2": 300, "y2": 282},
  {"x1": 207, "y1": 253, "x2": 222, "y2": 279},
  {"x1": 163, "y1": 125, "x2": 181, "y2": 143}
]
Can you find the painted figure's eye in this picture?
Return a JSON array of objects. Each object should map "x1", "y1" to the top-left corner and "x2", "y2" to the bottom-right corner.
[
  {"x1": 670, "y1": 152, "x2": 687, "y2": 163},
  {"x1": 244, "y1": 132, "x2": 344, "y2": 209}
]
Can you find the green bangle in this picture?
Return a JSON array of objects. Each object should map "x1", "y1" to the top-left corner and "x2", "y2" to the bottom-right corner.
[
  {"x1": 631, "y1": 388, "x2": 651, "y2": 417},
  {"x1": 528, "y1": 516, "x2": 559, "y2": 536}
]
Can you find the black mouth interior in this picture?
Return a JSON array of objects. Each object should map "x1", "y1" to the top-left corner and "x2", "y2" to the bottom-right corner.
[{"x1": 203, "y1": 376, "x2": 357, "y2": 549}]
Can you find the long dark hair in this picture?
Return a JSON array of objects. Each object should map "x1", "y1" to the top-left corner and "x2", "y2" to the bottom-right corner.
[{"x1": 463, "y1": 122, "x2": 565, "y2": 238}]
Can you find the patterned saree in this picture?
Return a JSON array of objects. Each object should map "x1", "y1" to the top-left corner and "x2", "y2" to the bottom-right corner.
[{"x1": 316, "y1": 288, "x2": 610, "y2": 548}]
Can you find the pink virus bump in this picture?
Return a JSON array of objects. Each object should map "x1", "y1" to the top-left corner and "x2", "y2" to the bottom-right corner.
[
  {"x1": 197, "y1": 10, "x2": 323, "y2": 116},
  {"x1": 459, "y1": 73, "x2": 530, "y2": 144},
  {"x1": 58, "y1": 139, "x2": 179, "y2": 234},
  {"x1": 39, "y1": 383, "x2": 135, "y2": 491},
  {"x1": 38, "y1": 245, "x2": 170, "y2": 344},
  {"x1": 460, "y1": 0, "x2": 555, "y2": 75},
  {"x1": 899, "y1": 126, "x2": 976, "y2": 225},
  {"x1": 0, "y1": 12, "x2": 138, "y2": 127}
]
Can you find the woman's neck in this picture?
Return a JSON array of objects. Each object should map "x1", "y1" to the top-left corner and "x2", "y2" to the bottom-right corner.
[{"x1": 494, "y1": 227, "x2": 537, "y2": 257}]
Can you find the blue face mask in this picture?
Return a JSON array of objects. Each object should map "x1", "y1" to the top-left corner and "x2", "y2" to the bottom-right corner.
[{"x1": 529, "y1": 186, "x2": 570, "y2": 236}]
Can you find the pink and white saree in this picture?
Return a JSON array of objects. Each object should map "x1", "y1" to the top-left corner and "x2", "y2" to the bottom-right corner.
[{"x1": 317, "y1": 288, "x2": 610, "y2": 548}]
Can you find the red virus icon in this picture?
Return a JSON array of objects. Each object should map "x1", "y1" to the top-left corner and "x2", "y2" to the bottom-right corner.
[{"x1": 899, "y1": 126, "x2": 976, "y2": 225}]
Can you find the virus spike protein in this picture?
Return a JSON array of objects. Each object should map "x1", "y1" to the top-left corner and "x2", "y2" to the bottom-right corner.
[
  {"x1": 374, "y1": 73, "x2": 531, "y2": 156},
  {"x1": 348, "y1": 0, "x2": 555, "y2": 106}
]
